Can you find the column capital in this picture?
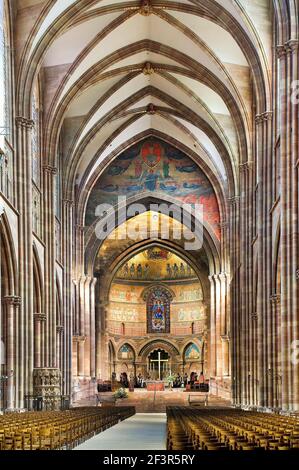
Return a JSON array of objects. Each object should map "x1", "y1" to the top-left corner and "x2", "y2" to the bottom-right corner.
[
  {"x1": 250, "y1": 312, "x2": 258, "y2": 322},
  {"x1": 296, "y1": 269, "x2": 299, "y2": 281},
  {"x1": 56, "y1": 325, "x2": 64, "y2": 334},
  {"x1": 221, "y1": 334, "x2": 230, "y2": 342},
  {"x1": 3, "y1": 295, "x2": 21, "y2": 306},
  {"x1": 34, "y1": 313, "x2": 47, "y2": 322},
  {"x1": 276, "y1": 44, "x2": 287, "y2": 58},
  {"x1": 239, "y1": 161, "x2": 253, "y2": 172},
  {"x1": 228, "y1": 195, "x2": 240, "y2": 206},
  {"x1": 286, "y1": 39, "x2": 299, "y2": 53},
  {"x1": 255, "y1": 111, "x2": 273, "y2": 124},
  {"x1": 43, "y1": 165, "x2": 57, "y2": 175},
  {"x1": 73, "y1": 335, "x2": 86, "y2": 343},
  {"x1": 62, "y1": 198, "x2": 74, "y2": 207},
  {"x1": 270, "y1": 294, "x2": 281, "y2": 305},
  {"x1": 218, "y1": 272, "x2": 228, "y2": 281},
  {"x1": 15, "y1": 116, "x2": 34, "y2": 129}
]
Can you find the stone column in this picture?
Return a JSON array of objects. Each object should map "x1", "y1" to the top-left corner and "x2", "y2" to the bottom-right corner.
[
  {"x1": 221, "y1": 335, "x2": 230, "y2": 377},
  {"x1": 255, "y1": 111, "x2": 273, "y2": 408},
  {"x1": 249, "y1": 313, "x2": 259, "y2": 406},
  {"x1": 77, "y1": 335, "x2": 86, "y2": 377},
  {"x1": 72, "y1": 335, "x2": 79, "y2": 378},
  {"x1": 56, "y1": 325, "x2": 64, "y2": 371},
  {"x1": 90, "y1": 278, "x2": 97, "y2": 378},
  {"x1": 3, "y1": 295, "x2": 21, "y2": 409},
  {"x1": 95, "y1": 293, "x2": 106, "y2": 379},
  {"x1": 33, "y1": 313, "x2": 46, "y2": 368},
  {"x1": 270, "y1": 294, "x2": 281, "y2": 409},
  {"x1": 288, "y1": 40, "x2": 299, "y2": 411},
  {"x1": 15, "y1": 116, "x2": 34, "y2": 408},
  {"x1": 43, "y1": 165, "x2": 57, "y2": 370},
  {"x1": 276, "y1": 42, "x2": 299, "y2": 410},
  {"x1": 62, "y1": 199, "x2": 73, "y2": 396},
  {"x1": 78, "y1": 276, "x2": 86, "y2": 376},
  {"x1": 229, "y1": 195, "x2": 240, "y2": 405},
  {"x1": 208, "y1": 275, "x2": 216, "y2": 379}
]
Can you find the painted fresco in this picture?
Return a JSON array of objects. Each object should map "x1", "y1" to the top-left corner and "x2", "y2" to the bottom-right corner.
[
  {"x1": 115, "y1": 247, "x2": 198, "y2": 282},
  {"x1": 86, "y1": 138, "x2": 220, "y2": 238},
  {"x1": 185, "y1": 343, "x2": 201, "y2": 360},
  {"x1": 119, "y1": 344, "x2": 134, "y2": 360}
]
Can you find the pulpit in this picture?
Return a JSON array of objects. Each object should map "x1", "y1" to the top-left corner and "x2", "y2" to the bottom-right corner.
[{"x1": 146, "y1": 381, "x2": 165, "y2": 391}]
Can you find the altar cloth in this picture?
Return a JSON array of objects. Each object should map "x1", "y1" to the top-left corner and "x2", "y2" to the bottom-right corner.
[{"x1": 146, "y1": 381, "x2": 165, "y2": 391}]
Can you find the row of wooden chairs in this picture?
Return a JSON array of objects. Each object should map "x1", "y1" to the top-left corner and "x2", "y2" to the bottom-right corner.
[
  {"x1": 167, "y1": 407, "x2": 299, "y2": 451},
  {"x1": 0, "y1": 406, "x2": 135, "y2": 450}
]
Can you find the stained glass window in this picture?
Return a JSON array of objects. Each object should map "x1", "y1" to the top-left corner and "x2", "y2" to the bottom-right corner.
[{"x1": 144, "y1": 286, "x2": 172, "y2": 334}]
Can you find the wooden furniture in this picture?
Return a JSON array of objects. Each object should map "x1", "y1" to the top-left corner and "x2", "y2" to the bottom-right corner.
[
  {"x1": 0, "y1": 406, "x2": 135, "y2": 450},
  {"x1": 166, "y1": 407, "x2": 299, "y2": 451}
]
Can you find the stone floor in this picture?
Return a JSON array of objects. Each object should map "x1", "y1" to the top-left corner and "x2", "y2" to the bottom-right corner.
[
  {"x1": 120, "y1": 389, "x2": 230, "y2": 412},
  {"x1": 75, "y1": 413, "x2": 167, "y2": 450},
  {"x1": 76, "y1": 389, "x2": 231, "y2": 412}
]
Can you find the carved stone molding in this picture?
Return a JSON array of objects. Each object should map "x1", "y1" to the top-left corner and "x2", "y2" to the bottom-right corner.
[
  {"x1": 15, "y1": 116, "x2": 34, "y2": 129},
  {"x1": 56, "y1": 325, "x2": 64, "y2": 334},
  {"x1": 208, "y1": 274, "x2": 218, "y2": 283},
  {"x1": 73, "y1": 335, "x2": 87, "y2": 343},
  {"x1": 143, "y1": 61, "x2": 155, "y2": 75},
  {"x1": 221, "y1": 335, "x2": 230, "y2": 343},
  {"x1": 228, "y1": 196, "x2": 240, "y2": 206},
  {"x1": 3, "y1": 295, "x2": 21, "y2": 306},
  {"x1": 146, "y1": 103, "x2": 156, "y2": 114},
  {"x1": 139, "y1": 0, "x2": 153, "y2": 16},
  {"x1": 239, "y1": 161, "x2": 252, "y2": 173},
  {"x1": 270, "y1": 294, "x2": 281, "y2": 305},
  {"x1": 34, "y1": 313, "x2": 46, "y2": 322},
  {"x1": 43, "y1": 165, "x2": 57, "y2": 175},
  {"x1": 276, "y1": 44, "x2": 287, "y2": 58},
  {"x1": 286, "y1": 39, "x2": 299, "y2": 54},
  {"x1": 250, "y1": 312, "x2": 258, "y2": 322},
  {"x1": 33, "y1": 368, "x2": 61, "y2": 409},
  {"x1": 255, "y1": 111, "x2": 273, "y2": 124},
  {"x1": 62, "y1": 198, "x2": 74, "y2": 207}
]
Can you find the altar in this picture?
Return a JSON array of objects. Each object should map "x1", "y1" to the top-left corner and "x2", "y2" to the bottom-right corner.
[{"x1": 146, "y1": 381, "x2": 165, "y2": 391}]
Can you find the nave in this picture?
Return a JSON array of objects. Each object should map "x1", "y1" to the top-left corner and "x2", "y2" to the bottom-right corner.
[
  {"x1": 75, "y1": 413, "x2": 166, "y2": 451},
  {"x1": 1, "y1": 404, "x2": 299, "y2": 451},
  {"x1": 0, "y1": 1, "x2": 299, "y2": 455}
]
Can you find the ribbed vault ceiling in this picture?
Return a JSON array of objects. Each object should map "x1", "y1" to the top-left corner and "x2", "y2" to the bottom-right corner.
[{"x1": 17, "y1": 0, "x2": 272, "y2": 206}]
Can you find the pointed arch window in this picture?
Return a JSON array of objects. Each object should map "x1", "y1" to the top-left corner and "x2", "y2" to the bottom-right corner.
[{"x1": 143, "y1": 286, "x2": 174, "y2": 334}]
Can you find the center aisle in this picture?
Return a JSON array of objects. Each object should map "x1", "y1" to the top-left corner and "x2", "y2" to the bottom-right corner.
[{"x1": 75, "y1": 413, "x2": 167, "y2": 450}]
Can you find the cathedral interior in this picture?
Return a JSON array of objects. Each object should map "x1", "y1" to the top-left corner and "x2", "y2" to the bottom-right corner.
[{"x1": 0, "y1": 0, "x2": 299, "y2": 452}]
